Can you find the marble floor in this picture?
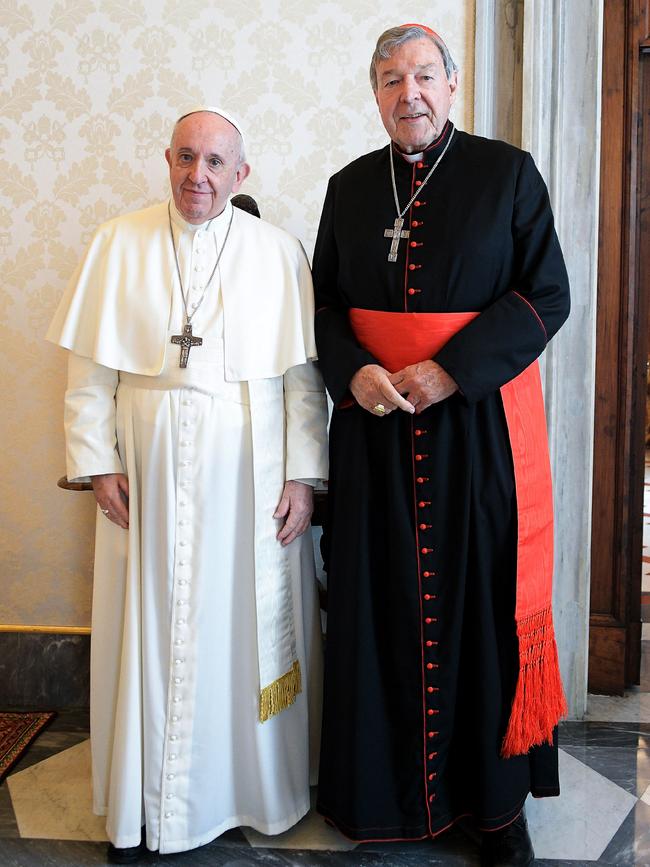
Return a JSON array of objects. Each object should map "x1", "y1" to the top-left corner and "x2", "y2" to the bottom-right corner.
[{"x1": 1, "y1": 694, "x2": 650, "y2": 867}]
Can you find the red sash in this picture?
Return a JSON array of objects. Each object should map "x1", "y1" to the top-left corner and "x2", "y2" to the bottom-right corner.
[{"x1": 349, "y1": 308, "x2": 567, "y2": 757}]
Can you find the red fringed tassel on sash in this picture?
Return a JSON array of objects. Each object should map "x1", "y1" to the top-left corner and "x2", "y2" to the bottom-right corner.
[{"x1": 501, "y1": 606, "x2": 568, "y2": 758}]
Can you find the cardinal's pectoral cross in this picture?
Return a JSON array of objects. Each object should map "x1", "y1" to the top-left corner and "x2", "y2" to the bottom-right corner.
[
  {"x1": 171, "y1": 322, "x2": 203, "y2": 368},
  {"x1": 384, "y1": 216, "x2": 410, "y2": 262}
]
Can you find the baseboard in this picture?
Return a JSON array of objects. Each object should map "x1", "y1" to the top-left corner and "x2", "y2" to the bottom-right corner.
[{"x1": 0, "y1": 631, "x2": 90, "y2": 709}]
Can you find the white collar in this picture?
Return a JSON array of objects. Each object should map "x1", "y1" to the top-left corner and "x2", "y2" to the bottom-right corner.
[{"x1": 169, "y1": 198, "x2": 234, "y2": 235}]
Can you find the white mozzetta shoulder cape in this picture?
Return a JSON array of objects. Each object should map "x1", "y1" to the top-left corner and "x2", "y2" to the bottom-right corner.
[{"x1": 46, "y1": 201, "x2": 317, "y2": 380}]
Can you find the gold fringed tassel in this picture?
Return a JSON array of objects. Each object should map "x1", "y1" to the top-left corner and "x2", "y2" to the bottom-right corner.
[
  {"x1": 259, "y1": 660, "x2": 302, "y2": 723},
  {"x1": 501, "y1": 606, "x2": 568, "y2": 758}
]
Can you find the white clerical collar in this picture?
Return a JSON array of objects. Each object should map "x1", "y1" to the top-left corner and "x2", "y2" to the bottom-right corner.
[
  {"x1": 169, "y1": 197, "x2": 233, "y2": 235},
  {"x1": 401, "y1": 151, "x2": 424, "y2": 163}
]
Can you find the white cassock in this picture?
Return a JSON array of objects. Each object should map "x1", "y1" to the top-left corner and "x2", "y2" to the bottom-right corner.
[{"x1": 47, "y1": 200, "x2": 328, "y2": 855}]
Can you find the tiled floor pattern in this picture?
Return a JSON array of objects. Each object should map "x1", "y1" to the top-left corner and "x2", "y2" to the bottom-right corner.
[{"x1": 2, "y1": 704, "x2": 650, "y2": 866}]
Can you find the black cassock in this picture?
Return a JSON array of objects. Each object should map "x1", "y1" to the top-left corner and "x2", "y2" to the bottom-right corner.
[{"x1": 313, "y1": 122, "x2": 570, "y2": 841}]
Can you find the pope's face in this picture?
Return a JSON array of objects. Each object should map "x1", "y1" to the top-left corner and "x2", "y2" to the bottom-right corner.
[
  {"x1": 165, "y1": 112, "x2": 250, "y2": 224},
  {"x1": 374, "y1": 38, "x2": 458, "y2": 153}
]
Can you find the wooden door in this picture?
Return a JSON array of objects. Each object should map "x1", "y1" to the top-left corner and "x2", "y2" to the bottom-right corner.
[{"x1": 589, "y1": 0, "x2": 650, "y2": 694}]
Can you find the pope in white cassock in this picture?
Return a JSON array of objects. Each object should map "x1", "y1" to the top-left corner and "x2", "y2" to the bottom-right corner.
[{"x1": 46, "y1": 107, "x2": 329, "y2": 861}]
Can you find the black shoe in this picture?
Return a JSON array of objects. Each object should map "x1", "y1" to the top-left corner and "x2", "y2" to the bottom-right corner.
[
  {"x1": 107, "y1": 830, "x2": 147, "y2": 864},
  {"x1": 480, "y1": 809, "x2": 535, "y2": 867}
]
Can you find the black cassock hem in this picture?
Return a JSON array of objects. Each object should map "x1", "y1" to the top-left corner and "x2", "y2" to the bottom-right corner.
[{"x1": 317, "y1": 791, "x2": 548, "y2": 842}]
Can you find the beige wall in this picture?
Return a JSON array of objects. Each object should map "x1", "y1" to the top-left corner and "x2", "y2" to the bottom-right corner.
[{"x1": 0, "y1": 0, "x2": 475, "y2": 628}]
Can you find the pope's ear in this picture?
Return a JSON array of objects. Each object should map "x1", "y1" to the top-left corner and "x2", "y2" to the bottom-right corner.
[
  {"x1": 233, "y1": 161, "x2": 251, "y2": 192},
  {"x1": 165, "y1": 147, "x2": 172, "y2": 167}
]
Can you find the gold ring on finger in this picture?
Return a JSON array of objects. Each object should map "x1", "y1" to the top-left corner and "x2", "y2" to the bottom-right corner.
[{"x1": 373, "y1": 403, "x2": 386, "y2": 415}]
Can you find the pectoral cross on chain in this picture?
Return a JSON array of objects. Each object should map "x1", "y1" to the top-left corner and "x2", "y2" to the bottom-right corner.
[
  {"x1": 171, "y1": 322, "x2": 203, "y2": 368},
  {"x1": 384, "y1": 216, "x2": 410, "y2": 262}
]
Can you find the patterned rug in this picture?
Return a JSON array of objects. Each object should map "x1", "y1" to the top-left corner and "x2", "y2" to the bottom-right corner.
[{"x1": 0, "y1": 712, "x2": 55, "y2": 782}]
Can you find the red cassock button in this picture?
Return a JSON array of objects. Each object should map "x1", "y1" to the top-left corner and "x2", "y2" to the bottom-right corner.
[
  {"x1": 408, "y1": 263, "x2": 417, "y2": 270},
  {"x1": 419, "y1": 523, "x2": 427, "y2": 530},
  {"x1": 429, "y1": 794, "x2": 436, "y2": 802},
  {"x1": 415, "y1": 429, "x2": 423, "y2": 436},
  {"x1": 426, "y1": 639, "x2": 434, "y2": 646},
  {"x1": 415, "y1": 179, "x2": 422, "y2": 186},
  {"x1": 424, "y1": 594, "x2": 432, "y2": 601},
  {"x1": 421, "y1": 547, "x2": 432, "y2": 554},
  {"x1": 428, "y1": 752, "x2": 437, "y2": 759},
  {"x1": 423, "y1": 571, "x2": 432, "y2": 577},
  {"x1": 408, "y1": 287, "x2": 416, "y2": 295},
  {"x1": 415, "y1": 454, "x2": 423, "y2": 461},
  {"x1": 414, "y1": 200, "x2": 422, "y2": 207},
  {"x1": 427, "y1": 663, "x2": 434, "y2": 670},
  {"x1": 425, "y1": 617, "x2": 433, "y2": 624},
  {"x1": 417, "y1": 161, "x2": 424, "y2": 169},
  {"x1": 428, "y1": 773, "x2": 434, "y2": 780},
  {"x1": 427, "y1": 686, "x2": 434, "y2": 693},
  {"x1": 412, "y1": 219, "x2": 420, "y2": 227}
]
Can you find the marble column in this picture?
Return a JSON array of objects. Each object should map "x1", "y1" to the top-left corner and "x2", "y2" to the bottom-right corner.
[{"x1": 474, "y1": 0, "x2": 602, "y2": 718}]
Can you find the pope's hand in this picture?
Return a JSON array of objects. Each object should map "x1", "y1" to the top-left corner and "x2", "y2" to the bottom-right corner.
[
  {"x1": 388, "y1": 361, "x2": 458, "y2": 414},
  {"x1": 91, "y1": 473, "x2": 129, "y2": 529},
  {"x1": 274, "y1": 480, "x2": 313, "y2": 546},
  {"x1": 349, "y1": 364, "x2": 415, "y2": 416}
]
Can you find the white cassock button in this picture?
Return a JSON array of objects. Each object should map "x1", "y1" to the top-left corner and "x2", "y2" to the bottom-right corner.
[
  {"x1": 169, "y1": 735, "x2": 178, "y2": 741},
  {"x1": 166, "y1": 793, "x2": 175, "y2": 800},
  {"x1": 181, "y1": 441, "x2": 191, "y2": 447},
  {"x1": 182, "y1": 421, "x2": 191, "y2": 427},
  {"x1": 177, "y1": 600, "x2": 187, "y2": 607},
  {"x1": 178, "y1": 560, "x2": 187, "y2": 566},
  {"x1": 174, "y1": 659, "x2": 184, "y2": 666},
  {"x1": 174, "y1": 639, "x2": 184, "y2": 646},
  {"x1": 164, "y1": 812, "x2": 174, "y2": 818},
  {"x1": 168, "y1": 754, "x2": 177, "y2": 760},
  {"x1": 178, "y1": 579, "x2": 187, "y2": 586},
  {"x1": 179, "y1": 500, "x2": 187, "y2": 507},
  {"x1": 176, "y1": 618, "x2": 186, "y2": 625},
  {"x1": 167, "y1": 774, "x2": 175, "y2": 780},
  {"x1": 179, "y1": 519, "x2": 189, "y2": 526},
  {"x1": 181, "y1": 461, "x2": 191, "y2": 467},
  {"x1": 173, "y1": 677, "x2": 182, "y2": 684},
  {"x1": 171, "y1": 714, "x2": 179, "y2": 722},
  {"x1": 179, "y1": 541, "x2": 187, "y2": 547},
  {"x1": 173, "y1": 696, "x2": 181, "y2": 704},
  {"x1": 182, "y1": 400, "x2": 192, "y2": 407}
]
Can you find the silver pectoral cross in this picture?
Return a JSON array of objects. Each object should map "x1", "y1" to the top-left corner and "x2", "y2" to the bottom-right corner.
[
  {"x1": 384, "y1": 216, "x2": 410, "y2": 262},
  {"x1": 171, "y1": 322, "x2": 203, "y2": 368}
]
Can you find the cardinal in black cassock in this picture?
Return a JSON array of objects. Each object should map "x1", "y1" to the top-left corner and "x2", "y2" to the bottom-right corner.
[{"x1": 313, "y1": 24, "x2": 570, "y2": 867}]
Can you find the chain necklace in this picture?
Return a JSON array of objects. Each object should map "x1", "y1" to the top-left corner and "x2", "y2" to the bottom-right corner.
[
  {"x1": 168, "y1": 200, "x2": 234, "y2": 367},
  {"x1": 384, "y1": 127, "x2": 455, "y2": 262}
]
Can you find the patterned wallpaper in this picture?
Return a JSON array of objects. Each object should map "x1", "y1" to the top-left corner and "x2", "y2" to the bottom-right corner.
[{"x1": 0, "y1": 0, "x2": 474, "y2": 627}]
